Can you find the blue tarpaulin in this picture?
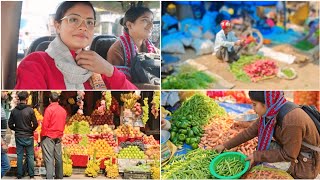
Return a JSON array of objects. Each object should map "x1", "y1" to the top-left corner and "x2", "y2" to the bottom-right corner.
[
  {"x1": 225, "y1": 1, "x2": 277, "y2": 6},
  {"x1": 218, "y1": 102, "x2": 252, "y2": 115}
]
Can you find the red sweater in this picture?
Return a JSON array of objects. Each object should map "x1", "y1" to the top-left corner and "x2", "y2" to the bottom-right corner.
[
  {"x1": 41, "y1": 102, "x2": 67, "y2": 139},
  {"x1": 15, "y1": 51, "x2": 137, "y2": 90}
]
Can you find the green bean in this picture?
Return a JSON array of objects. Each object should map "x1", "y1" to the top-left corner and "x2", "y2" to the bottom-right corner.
[
  {"x1": 162, "y1": 148, "x2": 219, "y2": 179},
  {"x1": 215, "y1": 157, "x2": 245, "y2": 177}
]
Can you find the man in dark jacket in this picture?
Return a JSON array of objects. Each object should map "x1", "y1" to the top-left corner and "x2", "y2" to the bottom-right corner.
[{"x1": 8, "y1": 91, "x2": 38, "y2": 179}]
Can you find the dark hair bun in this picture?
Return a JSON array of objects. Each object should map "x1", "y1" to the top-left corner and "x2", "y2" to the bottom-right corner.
[{"x1": 119, "y1": 17, "x2": 124, "y2": 26}]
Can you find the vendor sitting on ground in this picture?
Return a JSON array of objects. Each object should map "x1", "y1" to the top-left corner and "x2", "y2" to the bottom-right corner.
[{"x1": 214, "y1": 20, "x2": 245, "y2": 62}]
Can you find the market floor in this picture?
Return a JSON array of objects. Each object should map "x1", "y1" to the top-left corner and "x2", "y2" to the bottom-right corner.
[{"x1": 167, "y1": 44, "x2": 319, "y2": 90}]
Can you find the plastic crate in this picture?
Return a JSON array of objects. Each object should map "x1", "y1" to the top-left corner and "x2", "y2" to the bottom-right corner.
[
  {"x1": 34, "y1": 167, "x2": 47, "y2": 175},
  {"x1": 7, "y1": 146, "x2": 16, "y2": 154},
  {"x1": 71, "y1": 155, "x2": 89, "y2": 167},
  {"x1": 117, "y1": 136, "x2": 129, "y2": 145},
  {"x1": 123, "y1": 171, "x2": 151, "y2": 179},
  {"x1": 100, "y1": 157, "x2": 117, "y2": 169}
]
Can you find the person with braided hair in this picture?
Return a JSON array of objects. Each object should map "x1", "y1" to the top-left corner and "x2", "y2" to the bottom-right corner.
[
  {"x1": 214, "y1": 91, "x2": 320, "y2": 179},
  {"x1": 107, "y1": 6, "x2": 159, "y2": 89}
]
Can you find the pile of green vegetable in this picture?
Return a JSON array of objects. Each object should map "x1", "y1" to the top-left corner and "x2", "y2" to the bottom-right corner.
[
  {"x1": 215, "y1": 157, "x2": 244, "y2": 177},
  {"x1": 229, "y1": 55, "x2": 262, "y2": 82},
  {"x1": 170, "y1": 94, "x2": 227, "y2": 148},
  {"x1": 281, "y1": 68, "x2": 295, "y2": 78},
  {"x1": 162, "y1": 65, "x2": 215, "y2": 89},
  {"x1": 162, "y1": 148, "x2": 219, "y2": 179}
]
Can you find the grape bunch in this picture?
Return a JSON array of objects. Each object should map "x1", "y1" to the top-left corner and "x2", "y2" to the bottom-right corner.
[
  {"x1": 142, "y1": 97, "x2": 149, "y2": 125},
  {"x1": 151, "y1": 91, "x2": 160, "y2": 119},
  {"x1": 104, "y1": 91, "x2": 112, "y2": 110},
  {"x1": 120, "y1": 92, "x2": 141, "y2": 109}
]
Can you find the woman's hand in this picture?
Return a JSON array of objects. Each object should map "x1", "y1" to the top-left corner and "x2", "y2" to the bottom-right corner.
[
  {"x1": 213, "y1": 144, "x2": 225, "y2": 153},
  {"x1": 245, "y1": 153, "x2": 255, "y2": 167},
  {"x1": 75, "y1": 50, "x2": 114, "y2": 77}
]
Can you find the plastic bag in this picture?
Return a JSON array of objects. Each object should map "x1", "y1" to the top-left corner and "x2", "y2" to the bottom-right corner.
[
  {"x1": 180, "y1": 18, "x2": 201, "y2": 33},
  {"x1": 188, "y1": 26, "x2": 203, "y2": 39},
  {"x1": 162, "y1": 34, "x2": 185, "y2": 54},
  {"x1": 203, "y1": 30, "x2": 215, "y2": 40},
  {"x1": 201, "y1": 11, "x2": 218, "y2": 33},
  {"x1": 180, "y1": 34, "x2": 193, "y2": 46},
  {"x1": 191, "y1": 38, "x2": 214, "y2": 56}
]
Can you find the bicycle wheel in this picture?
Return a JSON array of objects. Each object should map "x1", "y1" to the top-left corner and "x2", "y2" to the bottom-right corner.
[{"x1": 242, "y1": 28, "x2": 264, "y2": 51}]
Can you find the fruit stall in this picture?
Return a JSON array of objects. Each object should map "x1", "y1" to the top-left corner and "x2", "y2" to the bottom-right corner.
[
  {"x1": 3, "y1": 91, "x2": 160, "y2": 179},
  {"x1": 161, "y1": 91, "x2": 315, "y2": 179}
]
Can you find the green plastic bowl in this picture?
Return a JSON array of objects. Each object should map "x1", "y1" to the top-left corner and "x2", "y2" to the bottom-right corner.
[{"x1": 209, "y1": 152, "x2": 250, "y2": 179}]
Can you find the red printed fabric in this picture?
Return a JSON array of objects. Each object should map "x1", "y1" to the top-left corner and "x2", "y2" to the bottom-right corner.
[
  {"x1": 257, "y1": 91, "x2": 287, "y2": 151},
  {"x1": 118, "y1": 32, "x2": 156, "y2": 78}
]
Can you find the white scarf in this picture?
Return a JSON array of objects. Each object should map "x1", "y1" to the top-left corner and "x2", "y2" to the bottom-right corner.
[{"x1": 45, "y1": 36, "x2": 92, "y2": 89}]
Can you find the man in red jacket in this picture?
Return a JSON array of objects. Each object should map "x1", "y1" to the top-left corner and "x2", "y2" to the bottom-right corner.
[{"x1": 41, "y1": 92, "x2": 67, "y2": 179}]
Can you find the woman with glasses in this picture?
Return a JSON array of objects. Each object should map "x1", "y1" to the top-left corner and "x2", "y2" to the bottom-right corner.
[
  {"x1": 107, "y1": 6, "x2": 159, "y2": 88},
  {"x1": 15, "y1": 1, "x2": 137, "y2": 90}
]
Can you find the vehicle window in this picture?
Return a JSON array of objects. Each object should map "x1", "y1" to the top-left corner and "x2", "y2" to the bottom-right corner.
[{"x1": 17, "y1": 0, "x2": 160, "y2": 61}]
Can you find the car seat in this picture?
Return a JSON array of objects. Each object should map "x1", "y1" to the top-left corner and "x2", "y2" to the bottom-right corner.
[
  {"x1": 90, "y1": 35, "x2": 117, "y2": 58},
  {"x1": 25, "y1": 36, "x2": 55, "y2": 56}
]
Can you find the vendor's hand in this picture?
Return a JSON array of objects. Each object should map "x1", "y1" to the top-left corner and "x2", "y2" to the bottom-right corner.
[
  {"x1": 240, "y1": 39, "x2": 246, "y2": 46},
  {"x1": 75, "y1": 50, "x2": 114, "y2": 77},
  {"x1": 213, "y1": 144, "x2": 225, "y2": 153},
  {"x1": 235, "y1": 40, "x2": 242, "y2": 46},
  {"x1": 245, "y1": 153, "x2": 254, "y2": 167}
]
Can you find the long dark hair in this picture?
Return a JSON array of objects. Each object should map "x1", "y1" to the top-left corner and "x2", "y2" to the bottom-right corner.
[
  {"x1": 54, "y1": 1, "x2": 96, "y2": 22},
  {"x1": 248, "y1": 91, "x2": 265, "y2": 104},
  {"x1": 120, "y1": 6, "x2": 153, "y2": 32}
]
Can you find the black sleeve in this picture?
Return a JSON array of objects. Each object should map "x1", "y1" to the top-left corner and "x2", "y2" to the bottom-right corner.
[
  {"x1": 8, "y1": 110, "x2": 15, "y2": 130},
  {"x1": 31, "y1": 109, "x2": 38, "y2": 131}
]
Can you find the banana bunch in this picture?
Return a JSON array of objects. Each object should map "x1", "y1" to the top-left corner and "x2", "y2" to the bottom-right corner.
[
  {"x1": 85, "y1": 150, "x2": 101, "y2": 178},
  {"x1": 33, "y1": 108, "x2": 43, "y2": 121},
  {"x1": 62, "y1": 149, "x2": 73, "y2": 177},
  {"x1": 142, "y1": 97, "x2": 149, "y2": 125},
  {"x1": 104, "y1": 91, "x2": 112, "y2": 110},
  {"x1": 120, "y1": 93, "x2": 141, "y2": 109},
  {"x1": 150, "y1": 161, "x2": 160, "y2": 179},
  {"x1": 27, "y1": 93, "x2": 32, "y2": 105},
  {"x1": 151, "y1": 166, "x2": 160, "y2": 179},
  {"x1": 105, "y1": 159, "x2": 119, "y2": 179}
]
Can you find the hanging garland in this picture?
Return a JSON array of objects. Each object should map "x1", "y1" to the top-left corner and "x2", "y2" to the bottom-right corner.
[{"x1": 151, "y1": 91, "x2": 160, "y2": 119}]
